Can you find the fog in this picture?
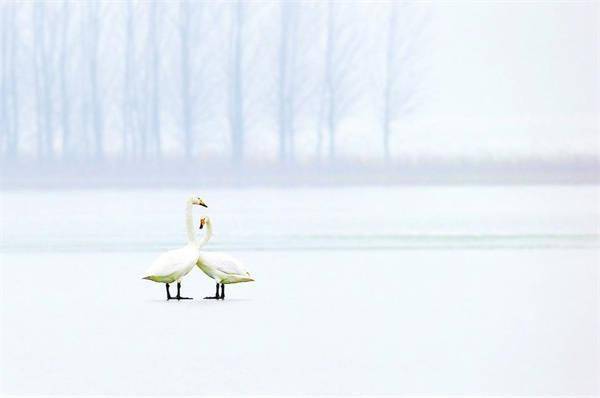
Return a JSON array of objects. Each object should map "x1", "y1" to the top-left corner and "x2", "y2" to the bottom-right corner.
[
  {"x1": 1, "y1": 3, "x2": 599, "y2": 394},
  {"x1": 0, "y1": 1, "x2": 598, "y2": 186}
]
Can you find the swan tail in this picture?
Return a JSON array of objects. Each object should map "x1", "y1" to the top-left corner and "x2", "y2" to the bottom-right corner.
[{"x1": 222, "y1": 275, "x2": 255, "y2": 284}]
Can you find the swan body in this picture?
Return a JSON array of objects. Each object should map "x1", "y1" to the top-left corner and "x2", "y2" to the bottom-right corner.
[
  {"x1": 142, "y1": 196, "x2": 207, "y2": 299},
  {"x1": 143, "y1": 244, "x2": 200, "y2": 283},
  {"x1": 196, "y1": 252, "x2": 254, "y2": 284},
  {"x1": 194, "y1": 216, "x2": 254, "y2": 299}
]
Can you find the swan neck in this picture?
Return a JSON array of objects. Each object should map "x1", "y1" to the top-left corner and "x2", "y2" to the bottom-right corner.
[
  {"x1": 196, "y1": 220, "x2": 212, "y2": 248},
  {"x1": 185, "y1": 201, "x2": 195, "y2": 244}
]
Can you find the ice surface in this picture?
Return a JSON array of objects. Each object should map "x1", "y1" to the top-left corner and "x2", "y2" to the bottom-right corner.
[
  {"x1": 1, "y1": 186, "x2": 598, "y2": 252},
  {"x1": 0, "y1": 186, "x2": 599, "y2": 394},
  {"x1": 1, "y1": 250, "x2": 598, "y2": 395}
]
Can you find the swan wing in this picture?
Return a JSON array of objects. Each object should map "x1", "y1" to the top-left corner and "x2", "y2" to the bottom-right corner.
[
  {"x1": 198, "y1": 252, "x2": 249, "y2": 276},
  {"x1": 145, "y1": 246, "x2": 199, "y2": 277}
]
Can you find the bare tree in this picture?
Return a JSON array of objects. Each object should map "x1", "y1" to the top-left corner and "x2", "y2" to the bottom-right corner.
[
  {"x1": 272, "y1": 2, "x2": 320, "y2": 164},
  {"x1": 0, "y1": 1, "x2": 429, "y2": 167},
  {"x1": 0, "y1": 3, "x2": 8, "y2": 158},
  {"x1": 32, "y1": 3, "x2": 43, "y2": 159},
  {"x1": 122, "y1": 1, "x2": 149, "y2": 161},
  {"x1": 276, "y1": 2, "x2": 291, "y2": 163},
  {"x1": 78, "y1": 3, "x2": 89, "y2": 157},
  {"x1": 148, "y1": 0, "x2": 161, "y2": 158},
  {"x1": 275, "y1": 1, "x2": 304, "y2": 164},
  {"x1": 380, "y1": 1, "x2": 428, "y2": 162},
  {"x1": 7, "y1": 3, "x2": 18, "y2": 159},
  {"x1": 59, "y1": 0, "x2": 71, "y2": 159},
  {"x1": 228, "y1": 0, "x2": 244, "y2": 165},
  {"x1": 179, "y1": 0, "x2": 193, "y2": 159},
  {"x1": 33, "y1": 2, "x2": 58, "y2": 160},
  {"x1": 122, "y1": 0, "x2": 135, "y2": 160},
  {"x1": 87, "y1": 1, "x2": 103, "y2": 160},
  {"x1": 317, "y1": 1, "x2": 361, "y2": 162},
  {"x1": 175, "y1": 1, "x2": 223, "y2": 160}
]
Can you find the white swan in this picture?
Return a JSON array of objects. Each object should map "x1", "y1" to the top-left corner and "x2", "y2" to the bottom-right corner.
[
  {"x1": 142, "y1": 196, "x2": 208, "y2": 300},
  {"x1": 195, "y1": 216, "x2": 255, "y2": 300}
]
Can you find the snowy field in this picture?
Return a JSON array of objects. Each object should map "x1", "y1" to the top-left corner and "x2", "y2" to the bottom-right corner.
[{"x1": 1, "y1": 186, "x2": 599, "y2": 395}]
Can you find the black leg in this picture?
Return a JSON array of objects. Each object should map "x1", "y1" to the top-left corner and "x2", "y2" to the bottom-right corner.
[
  {"x1": 204, "y1": 283, "x2": 220, "y2": 299},
  {"x1": 175, "y1": 282, "x2": 193, "y2": 300},
  {"x1": 166, "y1": 283, "x2": 172, "y2": 300},
  {"x1": 220, "y1": 284, "x2": 225, "y2": 300}
]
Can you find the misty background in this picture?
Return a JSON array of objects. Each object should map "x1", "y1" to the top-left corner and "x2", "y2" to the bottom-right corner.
[
  {"x1": 0, "y1": 0, "x2": 598, "y2": 186},
  {"x1": 1, "y1": 2, "x2": 599, "y2": 395}
]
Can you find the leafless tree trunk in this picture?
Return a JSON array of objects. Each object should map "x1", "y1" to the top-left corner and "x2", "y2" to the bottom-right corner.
[
  {"x1": 87, "y1": 1, "x2": 103, "y2": 160},
  {"x1": 122, "y1": 0, "x2": 134, "y2": 160},
  {"x1": 33, "y1": 3, "x2": 50, "y2": 159},
  {"x1": 179, "y1": 0, "x2": 193, "y2": 159},
  {"x1": 6, "y1": 4, "x2": 19, "y2": 159},
  {"x1": 380, "y1": 2, "x2": 427, "y2": 163},
  {"x1": 148, "y1": 0, "x2": 161, "y2": 158},
  {"x1": 324, "y1": 1, "x2": 335, "y2": 161},
  {"x1": 317, "y1": 1, "x2": 361, "y2": 163},
  {"x1": 60, "y1": 1, "x2": 71, "y2": 159},
  {"x1": 228, "y1": 0, "x2": 244, "y2": 165},
  {"x1": 277, "y1": 2, "x2": 290, "y2": 163},
  {"x1": 382, "y1": 3, "x2": 397, "y2": 163},
  {"x1": 0, "y1": 4, "x2": 8, "y2": 158},
  {"x1": 276, "y1": 2, "x2": 301, "y2": 164}
]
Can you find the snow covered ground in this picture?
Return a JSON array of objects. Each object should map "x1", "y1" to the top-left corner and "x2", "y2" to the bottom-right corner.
[{"x1": 1, "y1": 186, "x2": 598, "y2": 394}]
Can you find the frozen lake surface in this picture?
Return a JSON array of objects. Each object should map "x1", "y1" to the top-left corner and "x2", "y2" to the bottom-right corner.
[
  {"x1": 1, "y1": 186, "x2": 599, "y2": 394},
  {"x1": 1, "y1": 186, "x2": 599, "y2": 252}
]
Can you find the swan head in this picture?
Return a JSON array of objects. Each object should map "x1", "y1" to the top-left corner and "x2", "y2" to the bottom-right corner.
[
  {"x1": 199, "y1": 216, "x2": 211, "y2": 230},
  {"x1": 189, "y1": 196, "x2": 208, "y2": 208}
]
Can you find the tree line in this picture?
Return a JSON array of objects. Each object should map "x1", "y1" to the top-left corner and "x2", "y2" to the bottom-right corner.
[{"x1": 0, "y1": 0, "x2": 428, "y2": 165}]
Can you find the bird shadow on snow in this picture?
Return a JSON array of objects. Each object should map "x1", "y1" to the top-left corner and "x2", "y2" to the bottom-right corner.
[{"x1": 143, "y1": 298, "x2": 253, "y2": 304}]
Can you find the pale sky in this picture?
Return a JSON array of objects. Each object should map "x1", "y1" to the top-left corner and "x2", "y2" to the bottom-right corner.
[
  {"x1": 403, "y1": 0, "x2": 600, "y2": 159},
  {"x1": 3, "y1": 1, "x2": 598, "y2": 162}
]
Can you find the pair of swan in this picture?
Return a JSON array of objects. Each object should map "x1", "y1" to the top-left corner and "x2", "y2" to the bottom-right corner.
[{"x1": 142, "y1": 196, "x2": 254, "y2": 300}]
